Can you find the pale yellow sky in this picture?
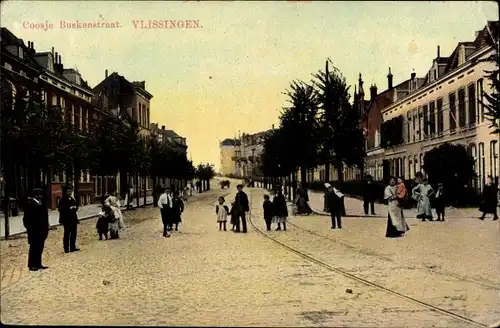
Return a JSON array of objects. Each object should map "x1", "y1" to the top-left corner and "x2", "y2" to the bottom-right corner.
[{"x1": 1, "y1": 1, "x2": 498, "y2": 170}]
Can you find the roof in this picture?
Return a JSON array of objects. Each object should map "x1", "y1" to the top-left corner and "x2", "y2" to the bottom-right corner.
[
  {"x1": 221, "y1": 138, "x2": 240, "y2": 146},
  {"x1": 1, "y1": 28, "x2": 42, "y2": 72},
  {"x1": 162, "y1": 129, "x2": 181, "y2": 138}
]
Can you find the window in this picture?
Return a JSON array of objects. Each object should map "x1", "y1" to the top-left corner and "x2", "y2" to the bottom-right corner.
[
  {"x1": 429, "y1": 101, "x2": 435, "y2": 136},
  {"x1": 449, "y1": 93, "x2": 456, "y2": 132},
  {"x1": 406, "y1": 112, "x2": 411, "y2": 142},
  {"x1": 477, "y1": 79, "x2": 484, "y2": 122},
  {"x1": 52, "y1": 95, "x2": 57, "y2": 106},
  {"x1": 409, "y1": 159, "x2": 413, "y2": 179},
  {"x1": 437, "y1": 98, "x2": 443, "y2": 134},
  {"x1": 420, "y1": 153, "x2": 424, "y2": 173},
  {"x1": 412, "y1": 109, "x2": 417, "y2": 142},
  {"x1": 423, "y1": 105, "x2": 429, "y2": 138},
  {"x1": 458, "y1": 88, "x2": 466, "y2": 127},
  {"x1": 468, "y1": 84, "x2": 476, "y2": 125},
  {"x1": 490, "y1": 140, "x2": 498, "y2": 178},
  {"x1": 18, "y1": 47, "x2": 23, "y2": 59},
  {"x1": 479, "y1": 143, "x2": 485, "y2": 191},
  {"x1": 418, "y1": 107, "x2": 423, "y2": 141},
  {"x1": 375, "y1": 130, "x2": 380, "y2": 147},
  {"x1": 60, "y1": 97, "x2": 65, "y2": 108}
]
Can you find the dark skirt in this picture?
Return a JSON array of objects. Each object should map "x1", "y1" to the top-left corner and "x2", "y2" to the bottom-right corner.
[
  {"x1": 297, "y1": 197, "x2": 313, "y2": 214},
  {"x1": 171, "y1": 213, "x2": 182, "y2": 224},
  {"x1": 385, "y1": 214, "x2": 404, "y2": 238}
]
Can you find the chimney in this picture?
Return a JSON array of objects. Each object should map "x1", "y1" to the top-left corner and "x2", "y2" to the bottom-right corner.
[
  {"x1": 387, "y1": 67, "x2": 393, "y2": 89},
  {"x1": 58, "y1": 54, "x2": 61, "y2": 65},
  {"x1": 54, "y1": 52, "x2": 58, "y2": 64},
  {"x1": 272, "y1": 124, "x2": 275, "y2": 130},
  {"x1": 370, "y1": 84, "x2": 377, "y2": 101},
  {"x1": 51, "y1": 47, "x2": 54, "y2": 56},
  {"x1": 411, "y1": 70, "x2": 416, "y2": 80},
  {"x1": 105, "y1": 69, "x2": 108, "y2": 78},
  {"x1": 161, "y1": 125, "x2": 165, "y2": 130}
]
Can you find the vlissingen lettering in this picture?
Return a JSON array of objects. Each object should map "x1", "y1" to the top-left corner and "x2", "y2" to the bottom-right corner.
[
  {"x1": 132, "y1": 20, "x2": 202, "y2": 29},
  {"x1": 23, "y1": 21, "x2": 54, "y2": 31},
  {"x1": 59, "y1": 20, "x2": 122, "y2": 29}
]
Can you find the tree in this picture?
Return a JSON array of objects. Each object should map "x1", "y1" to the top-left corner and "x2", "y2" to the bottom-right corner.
[
  {"x1": 196, "y1": 163, "x2": 215, "y2": 191},
  {"x1": 423, "y1": 143, "x2": 475, "y2": 205},
  {"x1": 481, "y1": 23, "x2": 499, "y2": 134},
  {"x1": 313, "y1": 60, "x2": 364, "y2": 188},
  {"x1": 261, "y1": 128, "x2": 295, "y2": 190},
  {"x1": 281, "y1": 80, "x2": 320, "y2": 190}
]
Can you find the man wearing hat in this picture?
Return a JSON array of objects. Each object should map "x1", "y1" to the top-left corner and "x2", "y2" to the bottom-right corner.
[
  {"x1": 58, "y1": 185, "x2": 80, "y2": 253},
  {"x1": 234, "y1": 184, "x2": 249, "y2": 233},
  {"x1": 325, "y1": 182, "x2": 344, "y2": 229},
  {"x1": 23, "y1": 188, "x2": 50, "y2": 271}
]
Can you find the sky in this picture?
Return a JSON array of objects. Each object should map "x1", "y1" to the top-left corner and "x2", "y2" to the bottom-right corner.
[{"x1": 1, "y1": 1, "x2": 498, "y2": 171}]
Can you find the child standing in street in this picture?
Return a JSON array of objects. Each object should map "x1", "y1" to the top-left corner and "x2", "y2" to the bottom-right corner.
[
  {"x1": 96, "y1": 205, "x2": 112, "y2": 240},
  {"x1": 229, "y1": 201, "x2": 238, "y2": 231},
  {"x1": 263, "y1": 194, "x2": 274, "y2": 231},
  {"x1": 216, "y1": 196, "x2": 229, "y2": 231},
  {"x1": 434, "y1": 183, "x2": 446, "y2": 221}
]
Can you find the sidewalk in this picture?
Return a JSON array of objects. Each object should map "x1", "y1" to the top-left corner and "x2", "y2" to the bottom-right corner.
[
  {"x1": 307, "y1": 191, "x2": 483, "y2": 219},
  {"x1": 0, "y1": 196, "x2": 154, "y2": 238}
]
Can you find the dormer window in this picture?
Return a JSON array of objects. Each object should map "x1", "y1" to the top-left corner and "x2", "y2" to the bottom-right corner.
[
  {"x1": 458, "y1": 45, "x2": 466, "y2": 66},
  {"x1": 434, "y1": 69, "x2": 437, "y2": 81},
  {"x1": 18, "y1": 47, "x2": 23, "y2": 59}
]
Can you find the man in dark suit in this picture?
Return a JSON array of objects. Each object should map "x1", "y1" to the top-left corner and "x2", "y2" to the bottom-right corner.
[
  {"x1": 234, "y1": 184, "x2": 250, "y2": 233},
  {"x1": 58, "y1": 185, "x2": 80, "y2": 253},
  {"x1": 23, "y1": 188, "x2": 50, "y2": 271},
  {"x1": 363, "y1": 175, "x2": 376, "y2": 215}
]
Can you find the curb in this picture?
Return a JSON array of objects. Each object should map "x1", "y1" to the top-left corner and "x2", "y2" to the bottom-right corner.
[{"x1": 1, "y1": 202, "x2": 155, "y2": 240}]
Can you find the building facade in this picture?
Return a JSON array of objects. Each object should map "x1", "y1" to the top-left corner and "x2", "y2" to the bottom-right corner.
[
  {"x1": 365, "y1": 21, "x2": 499, "y2": 193},
  {"x1": 93, "y1": 71, "x2": 154, "y2": 198},
  {"x1": 219, "y1": 139, "x2": 239, "y2": 176},
  {"x1": 1, "y1": 28, "x2": 100, "y2": 209}
]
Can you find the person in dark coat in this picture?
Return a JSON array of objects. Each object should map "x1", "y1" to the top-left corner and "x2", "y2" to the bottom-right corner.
[
  {"x1": 434, "y1": 182, "x2": 446, "y2": 221},
  {"x1": 234, "y1": 184, "x2": 250, "y2": 233},
  {"x1": 23, "y1": 188, "x2": 50, "y2": 271},
  {"x1": 325, "y1": 183, "x2": 343, "y2": 229},
  {"x1": 58, "y1": 185, "x2": 80, "y2": 253},
  {"x1": 171, "y1": 191, "x2": 185, "y2": 231},
  {"x1": 272, "y1": 188, "x2": 288, "y2": 231},
  {"x1": 363, "y1": 175, "x2": 376, "y2": 215},
  {"x1": 479, "y1": 175, "x2": 499, "y2": 220},
  {"x1": 262, "y1": 194, "x2": 274, "y2": 231}
]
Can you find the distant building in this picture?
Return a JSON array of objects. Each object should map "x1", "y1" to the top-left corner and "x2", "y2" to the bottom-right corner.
[
  {"x1": 219, "y1": 138, "x2": 240, "y2": 176},
  {"x1": 150, "y1": 123, "x2": 188, "y2": 155}
]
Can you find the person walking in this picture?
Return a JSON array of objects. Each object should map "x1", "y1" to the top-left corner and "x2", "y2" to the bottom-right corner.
[
  {"x1": 262, "y1": 194, "x2": 274, "y2": 231},
  {"x1": 384, "y1": 177, "x2": 410, "y2": 238},
  {"x1": 171, "y1": 190, "x2": 185, "y2": 231},
  {"x1": 479, "y1": 175, "x2": 499, "y2": 220},
  {"x1": 272, "y1": 187, "x2": 288, "y2": 231},
  {"x1": 58, "y1": 185, "x2": 80, "y2": 253},
  {"x1": 23, "y1": 188, "x2": 50, "y2": 271},
  {"x1": 325, "y1": 183, "x2": 343, "y2": 230},
  {"x1": 158, "y1": 186, "x2": 173, "y2": 237},
  {"x1": 234, "y1": 184, "x2": 249, "y2": 233},
  {"x1": 363, "y1": 175, "x2": 376, "y2": 215}
]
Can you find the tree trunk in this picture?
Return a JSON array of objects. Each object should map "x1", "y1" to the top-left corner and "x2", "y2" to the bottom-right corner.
[
  {"x1": 336, "y1": 160, "x2": 346, "y2": 216},
  {"x1": 324, "y1": 163, "x2": 330, "y2": 182},
  {"x1": 135, "y1": 173, "x2": 140, "y2": 208},
  {"x1": 73, "y1": 166, "x2": 80, "y2": 206},
  {"x1": 143, "y1": 175, "x2": 147, "y2": 207},
  {"x1": 152, "y1": 175, "x2": 158, "y2": 207},
  {"x1": 119, "y1": 171, "x2": 127, "y2": 200},
  {"x1": 100, "y1": 174, "x2": 106, "y2": 205},
  {"x1": 300, "y1": 166, "x2": 307, "y2": 190},
  {"x1": 3, "y1": 163, "x2": 13, "y2": 239},
  {"x1": 207, "y1": 178, "x2": 211, "y2": 191}
]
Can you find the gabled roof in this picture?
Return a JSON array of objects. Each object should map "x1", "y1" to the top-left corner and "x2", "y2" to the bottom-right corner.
[
  {"x1": 1, "y1": 28, "x2": 42, "y2": 72},
  {"x1": 221, "y1": 138, "x2": 240, "y2": 146}
]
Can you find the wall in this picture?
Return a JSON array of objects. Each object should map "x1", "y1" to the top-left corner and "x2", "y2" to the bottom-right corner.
[{"x1": 220, "y1": 145, "x2": 236, "y2": 176}]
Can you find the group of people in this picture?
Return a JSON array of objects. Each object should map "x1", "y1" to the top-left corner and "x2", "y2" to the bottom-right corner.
[
  {"x1": 215, "y1": 184, "x2": 250, "y2": 232},
  {"x1": 158, "y1": 186, "x2": 185, "y2": 237},
  {"x1": 96, "y1": 191, "x2": 125, "y2": 240},
  {"x1": 23, "y1": 184, "x2": 83, "y2": 272}
]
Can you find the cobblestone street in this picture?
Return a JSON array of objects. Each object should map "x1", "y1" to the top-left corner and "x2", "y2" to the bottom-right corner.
[{"x1": 1, "y1": 187, "x2": 498, "y2": 327}]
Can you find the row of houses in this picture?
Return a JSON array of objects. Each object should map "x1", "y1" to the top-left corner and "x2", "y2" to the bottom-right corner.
[
  {"x1": 309, "y1": 21, "x2": 499, "y2": 193},
  {"x1": 1, "y1": 27, "x2": 188, "y2": 209},
  {"x1": 219, "y1": 126, "x2": 274, "y2": 178}
]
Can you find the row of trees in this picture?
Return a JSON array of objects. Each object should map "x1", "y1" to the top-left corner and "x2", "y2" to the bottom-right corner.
[
  {"x1": 1, "y1": 88, "x2": 214, "y2": 216},
  {"x1": 260, "y1": 59, "x2": 365, "y2": 191}
]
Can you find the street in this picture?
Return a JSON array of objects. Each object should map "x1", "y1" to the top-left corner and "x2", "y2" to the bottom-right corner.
[{"x1": 1, "y1": 187, "x2": 498, "y2": 327}]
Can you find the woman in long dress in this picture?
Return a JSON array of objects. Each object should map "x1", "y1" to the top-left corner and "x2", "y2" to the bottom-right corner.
[
  {"x1": 479, "y1": 175, "x2": 499, "y2": 220},
  {"x1": 384, "y1": 177, "x2": 410, "y2": 238},
  {"x1": 296, "y1": 188, "x2": 313, "y2": 215},
  {"x1": 105, "y1": 191, "x2": 125, "y2": 228},
  {"x1": 412, "y1": 177, "x2": 434, "y2": 221}
]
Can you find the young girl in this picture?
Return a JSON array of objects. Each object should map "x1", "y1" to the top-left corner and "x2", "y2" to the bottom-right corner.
[
  {"x1": 396, "y1": 177, "x2": 408, "y2": 207},
  {"x1": 229, "y1": 201, "x2": 238, "y2": 231},
  {"x1": 96, "y1": 205, "x2": 112, "y2": 240},
  {"x1": 273, "y1": 188, "x2": 288, "y2": 231},
  {"x1": 216, "y1": 196, "x2": 230, "y2": 231}
]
